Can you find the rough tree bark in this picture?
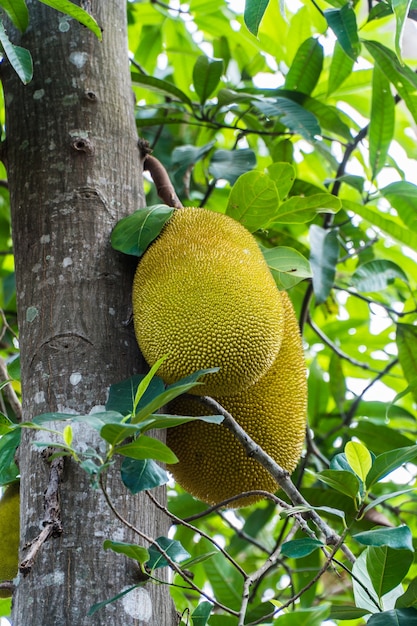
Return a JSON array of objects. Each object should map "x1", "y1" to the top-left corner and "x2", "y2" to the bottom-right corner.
[{"x1": 2, "y1": 1, "x2": 177, "y2": 624}]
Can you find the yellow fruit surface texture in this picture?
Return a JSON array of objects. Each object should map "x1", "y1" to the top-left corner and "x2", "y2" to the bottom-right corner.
[
  {"x1": 132, "y1": 207, "x2": 284, "y2": 396},
  {"x1": 0, "y1": 482, "x2": 20, "y2": 597},
  {"x1": 167, "y1": 292, "x2": 307, "y2": 507}
]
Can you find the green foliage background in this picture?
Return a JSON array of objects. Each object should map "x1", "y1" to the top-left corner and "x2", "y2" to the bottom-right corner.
[{"x1": 1, "y1": 0, "x2": 417, "y2": 624}]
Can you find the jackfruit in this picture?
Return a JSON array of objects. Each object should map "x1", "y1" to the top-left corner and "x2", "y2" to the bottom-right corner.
[
  {"x1": 166, "y1": 292, "x2": 307, "y2": 507},
  {"x1": 0, "y1": 482, "x2": 19, "y2": 597},
  {"x1": 132, "y1": 206, "x2": 284, "y2": 396}
]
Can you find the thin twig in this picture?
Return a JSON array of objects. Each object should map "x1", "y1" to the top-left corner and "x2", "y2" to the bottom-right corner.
[
  {"x1": 99, "y1": 476, "x2": 239, "y2": 617},
  {"x1": 200, "y1": 396, "x2": 356, "y2": 563},
  {"x1": 145, "y1": 490, "x2": 247, "y2": 578}
]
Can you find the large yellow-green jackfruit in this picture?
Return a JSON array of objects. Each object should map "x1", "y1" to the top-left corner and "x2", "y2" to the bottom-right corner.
[
  {"x1": 0, "y1": 482, "x2": 19, "y2": 597},
  {"x1": 167, "y1": 292, "x2": 307, "y2": 507},
  {"x1": 132, "y1": 207, "x2": 284, "y2": 396}
]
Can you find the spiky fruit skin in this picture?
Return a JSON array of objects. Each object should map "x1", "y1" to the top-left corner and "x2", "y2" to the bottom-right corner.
[
  {"x1": 0, "y1": 482, "x2": 20, "y2": 597},
  {"x1": 167, "y1": 292, "x2": 307, "y2": 507},
  {"x1": 132, "y1": 207, "x2": 284, "y2": 396}
]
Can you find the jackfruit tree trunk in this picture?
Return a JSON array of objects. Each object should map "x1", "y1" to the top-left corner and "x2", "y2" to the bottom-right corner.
[{"x1": 2, "y1": 1, "x2": 176, "y2": 624}]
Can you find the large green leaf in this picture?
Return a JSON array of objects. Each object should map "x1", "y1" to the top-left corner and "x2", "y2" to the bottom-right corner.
[
  {"x1": 367, "y1": 445, "x2": 417, "y2": 487},
  {"x1": 369, "y1": 65, "x2": 395, "y2": 179},
  {"x1": 193, "y1": 55, "x2": 223, "y2": 104},
  {"x1": 324, "y1": 5, "x2": 360, "y2": 60},
  {"x1": 327, "y1": 40, "x2": 354, "y2": 94},
  {"x1": 267, "y1": 162, "x2": 295, "y2": 201},
  {"x1": 131, "y1": 73, "x2": 193, "y2": 106},
  {"x1": 262, "y1": 246, "x2": 311, "y2": 289},
  {"x1": 392, "y1": 0, "x2": 413, "y2": 61},
  {"x1": 315, "y1": 469, "x2": 361, "y2": 499},
  {"x1": 191, "y1": 602, "x2": 213, "y2": 626},
  {"x1": 364, "y1": 41, "x2": 417, "y2": 125},
  {"x1": 274, "y1": 193, "x2": 341, "y2": 224},
  {"x1": 381, "y1": 181, "x2": 417, "y2": 230},
  {"x1": 0, "y1": 20, "x2": 32, "y2": 83},
  {"x1": 226, "y1": 170, "x2": 279, "y2": 231},
  {"x1": 38, "y1": 0, "x2": 102, "y2": 39},
  {"x1": 0, "y1": 0, "x2": 28, "y2": 31},
  {"x1": 396, "y1": 578, "x2": 417, "y2": 609},
  {"x1": 121, "y1": 458, "x2": 169, "y2": 493},
  {"x1": 254, "y1": 96, "x2": 321, "y2": 141},
  {"x1": 345, "y1": 441, "x2": 372, "y2": 483},
  {"x1": 367, "y1": 608, "x2": 417, "y2": 625},
  {"x1": 147, "y1": 536, "x2": 190, "y2": 570},
  {"x1": 209, "y1": 148, "x2": 256, "y2": 184},
  {"x1": 284, "y1": 38, "x2": 323, "y2": 95},
  {"x1": 309, "y1": 225, "x2": 339, "y2": 304},
  {"x1": 396, "y1": 324, "x2": 417, "y2": 402},
  {"x1": 244, "y1": 0, "x2": 269, "y2": 35},
  {"x1": 116, "y1": 435, "x2": 178, "y2": 464},
  {"x1": 111, "y1": 205, "x2": 174, "y2": 257},
  {"x1": 351, "y1": 260, "x2": 408, "y2": 292},
  {"x1": 281, "y1": 538, "x2": 324, "y2": 558},
  {"x1": 342, "y1": 200, "x2": 417, "y2": 251},
  {"x1": 353, "y1": 526, "x2": 414, "y2": 551},
  {"x1": 103, "y1": 540, "x2": 149, "y2": 564},
  {"x1": 367, "y1": 546, "x2": 413, "y2": 598}
]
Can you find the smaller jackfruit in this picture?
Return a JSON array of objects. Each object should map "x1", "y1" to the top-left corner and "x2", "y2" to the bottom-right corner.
[
  {"x1": 166, "y1": 292, "x2": 307, "y2": 507},
  {"x1": 132, "y1": 206, "x2": 284, "y2": 396},
  {"x1": 0, "y1": 482, "x2": 19, "y2": 597}
]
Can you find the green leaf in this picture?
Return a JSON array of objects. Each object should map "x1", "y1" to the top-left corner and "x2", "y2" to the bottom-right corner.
[
  {"x1": 136, "y1": 413, "x2": 224, "y2": 432},
  {"x1": 364, "y1": 41, "x2": 417, "y2": 126},
  {"x1": 262, "y1": 246, "x2": 312, "y2": 289},
  {"x1": 345, "y1": 441, "x2": 372, "y2": 483},
  {"x1": 267, "y1": 162, "x2": 295, "y2": 201},
  {"x1": 342, "y1": 199, "x2": 417, "y2": 252},
  {"x1": 392, "y1": 0, "x2": 413, "y2": 61},
  {"x1": 7, "y1": 355, "x2": 20, "y2": 382},
  {"x1": 315, "y1": 469, "x2": 361, "y2": 499},
  {"x1": 267, "y1": 604, "x2": 331, "y2": 625},
  {"x1": 367, "y1": 608, "x2": 417, "y2": 625},
  {"x1": 132, "y1": 368, "x2": 219, "y2": 423},
  {"x1": 209, "y1": 149, "x2": 256, "y2": 185},
  {"x1": 0, "y1": 20, "x2": 33, "y2": 84},
  {"x1": 0, "y1": 0, "x2": 29, "y2": 31},
  {"x1": 309, "y1": 225, "x2": 339, "y2": 304},
  {"x1": 327, "y1": 40, "x2": 354, "y2": 95},
  {"x1": 244, "y1": 0, "x2": 269, "y2": 36},
  {"x1": 116, "y1": 435, "x2": 178, "y2": 464},
  {"x1": 328, "y1": 606, "x2": 370, "y2": 620},
  {"x1": 396, "y1": 324, "x2": 417, "y2": 403},
  {"x1": 191, "y1": 601, "x2": 213, "y2": 626},
  {"x1": 363, "y1": 489, "x2": 416, "y2": 516},
  {"x1": 131, "y1": 73, "x2": 193, "y2": 107},
  {"x1": 285, "y1": 38, "x2": 323, "y2": 95},
  {"x1": 103, "y1": 540, "x2": 149, "y2": 564},
  {"x1": 369, "y1": 65, "x2": 395, "y2": 179},
  {"x1": 88, "y1": 586, "x2": 139, "y2": 616},
  {"x1": 367, "y1": 546, "x2": 413, "y2": 598},
  {"x1": 38, "y1": 0, "x2": 102, "y2": 40},
  {"x1": 367, "y1": 445, "x2": 417, "y2": 487},
  {"x1": 193, "y1": 55, "x2": 223, "y2": 104},
  {"x1": 351, "y1": 260, "x2": 408, "y2": 292},
  {"x1": 324, "y1": 5, "x2": 360, "y2": 60},
  {"x1": 281, "y1": 538, "x2": 324, "y2": 558},
  {"x1": 147, "y1": 536, "x2": 190, "y2": 570},
  {"x1": 274, "y1": 193, "x2": 341, "y2": 224},
  {"x1": 121, "y1": 458, "x2": 168, "y2": 493},
  {"x1": 0, "y1": 428, "x2": 20, "y2": 485},
  {"x1": 353, "y1": 526, "x2": 414, "y2": 551},
  {"x1": 381, "y1": 181, "x2": 417, "y2": 230},
  {"x1": 106, "y1": 375, "x2": 164, "y2": 417},
  {"x1": 396, "y1": 578, "x2": 417, "y2": 609},
  {"x1": 254, "y1": 96, "x2": 321, "y2": 141},
  {"x1": 111, "y1": 205, "x2": 174, "y2": 257},
  {"x1": 226, "y1": 170, "x2": 279, "y2": 232},
  {"x1": 100, "y1": 422, "x2": 141, "y2": 446}
]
